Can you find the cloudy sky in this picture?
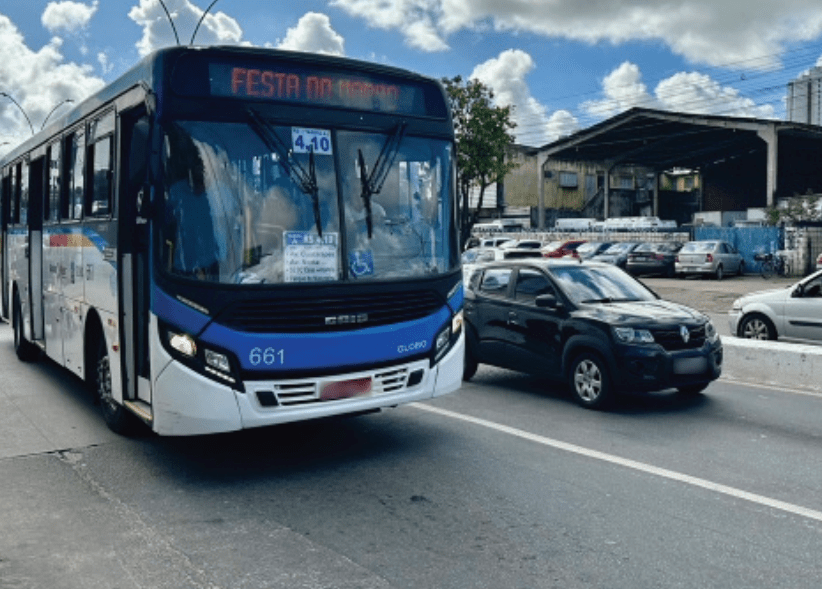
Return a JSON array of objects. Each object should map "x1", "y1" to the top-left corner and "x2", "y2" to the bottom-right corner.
[{"x1": 2, "y1": 0, "x2": 822, "y2": 154}]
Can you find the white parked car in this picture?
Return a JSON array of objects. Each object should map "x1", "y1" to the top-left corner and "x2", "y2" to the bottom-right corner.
[
  {"x1": 729, "y1": 270, "x2": 822, "y2": 341},
  {"x1": 675, "y1": 240, "x2": 744, "y2": 280}
]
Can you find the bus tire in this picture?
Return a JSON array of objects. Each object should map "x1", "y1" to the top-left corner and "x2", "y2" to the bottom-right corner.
[
  {"x1": 93, "y1": 337, "x2": 140, "y2": 435},
  {"x1": 13, "y1": 292, "x2": 39, "y2": 362}
]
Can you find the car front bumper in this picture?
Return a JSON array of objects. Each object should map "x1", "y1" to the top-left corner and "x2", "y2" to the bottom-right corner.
[{"x1": 611, "y1": 338, "x2": 723, "y2": 392}]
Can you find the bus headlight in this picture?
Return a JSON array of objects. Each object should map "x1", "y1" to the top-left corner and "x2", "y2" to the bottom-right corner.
[
  {"x1": 434, "y1": 310, "x2": 463, "y2": 363},
  {"x1": 169, "y1": 332, "x2": 197, "y2": 357},
  {"x1": 159, "y1": 321, "x2": 243, "y2": 391},
  {"x1": 205, "y1": 349, "x2": 232, "y2": 373}
]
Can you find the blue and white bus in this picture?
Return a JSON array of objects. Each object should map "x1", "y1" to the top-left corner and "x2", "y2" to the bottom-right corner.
[{"x1": 1, "y1": 46, "x2": 464, "y2": 435}]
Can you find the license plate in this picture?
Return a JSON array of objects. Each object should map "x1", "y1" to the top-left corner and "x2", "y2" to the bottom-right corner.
[
  {"x1": 674, "y1": 357, "x2": 707, "y2": 375},
  {"x1": 320, "y1": 377, "x2": 373, "y2": 401}
]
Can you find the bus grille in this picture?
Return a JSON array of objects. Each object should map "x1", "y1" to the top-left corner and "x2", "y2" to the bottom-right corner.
[
  {"x1": 217, "y1": 290, "x2": 443, "y2": 333},
  {"x1": 650, "y1": 325, "x2": 706, "y2": 351},
  {"x1": 255, "y1": 367, "x2": 412, "y2": 407}
]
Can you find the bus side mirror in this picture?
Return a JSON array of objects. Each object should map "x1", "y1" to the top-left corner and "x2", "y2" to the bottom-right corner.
[{"x1": 128, "y1": 118, "x2": 150, "y2": 185}]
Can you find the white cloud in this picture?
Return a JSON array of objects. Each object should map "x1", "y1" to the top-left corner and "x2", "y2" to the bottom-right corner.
[
  {"x1": 97, "y1": 51, "x2": 113, "y2": 75},
  {"x1": 42, "y1": 1, "x2": 98, "y2": 34},
  {"x1": 582, "y1": 61, "x2": 776, "y2": 121},
  {"x1": 470, "y1": 49, "x2": 578, "y2": 145},
  {"x1": 277, "y1": 12, "x2": 345, "y2": 56},
  {"x1": 582, "y1": 61, "x2": 656, "y2": 119},
  {"x1": 331, "y1": 0, "x2": 822, "y2": 67},
  {"x1": 0, "y1": 15, "x2": 104, "y2": 147},
  {"x1": 128, "y1": 0, "x2": 243, "y2": 57}
]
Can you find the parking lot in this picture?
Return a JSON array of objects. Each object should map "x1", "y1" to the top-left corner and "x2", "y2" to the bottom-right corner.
[{"x1": 639, "y1": 273, "x2": 797, "y2": 315}]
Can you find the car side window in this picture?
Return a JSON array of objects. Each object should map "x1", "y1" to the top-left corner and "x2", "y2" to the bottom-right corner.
[
  {"x1": 479, "y1": 268, "x2": 512, "y2": 297},
  {"x1": 514, "y1": 268, "x2": 555, "y2": 304},
  {"x1": 803, "y1": 277, "x2": 822, "y2": 298}
]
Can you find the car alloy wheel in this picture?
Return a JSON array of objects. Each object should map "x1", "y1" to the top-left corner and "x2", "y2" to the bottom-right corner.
[
  {"x1": 739, "y1": 315, "x2": 774, "y2": 340},
  {"x1": 569, "y1": 352, "x2": 612, "y2": 409}
]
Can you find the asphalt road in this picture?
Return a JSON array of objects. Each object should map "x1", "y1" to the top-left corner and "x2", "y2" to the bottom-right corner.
[{"x1": 2, "y1": 322, "x2": 822, "y2": 589}]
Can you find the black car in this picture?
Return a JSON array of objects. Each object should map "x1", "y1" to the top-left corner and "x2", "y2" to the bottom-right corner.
[
  {"x1": 626, "y1": 241, "x2": 683, "y2": 277},
  {"x1": 463, "y1": 259, "x2": 722, "y2": 408},
  {"x1": 589, "y1": 241, "x2": 642, "y2": 268}
]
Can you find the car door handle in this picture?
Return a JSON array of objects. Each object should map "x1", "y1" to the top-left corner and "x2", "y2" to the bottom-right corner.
[{"x1": 507, "y1": 311, "x2": 520, "y2": 325}]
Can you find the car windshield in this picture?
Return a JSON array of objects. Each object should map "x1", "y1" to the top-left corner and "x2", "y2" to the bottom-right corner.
[
  {"x1": 634, "y1": 243, "x2": 655, "y2": 252},
  {"x1": 550, "y1": 265, "x2": 657, "y2": 305},
  {"x1": 682, "y1": 242, "x2": 715, "y2": 253},
  {"x1": 160, "y1": 121, "x2": 455, "y2": 284}
]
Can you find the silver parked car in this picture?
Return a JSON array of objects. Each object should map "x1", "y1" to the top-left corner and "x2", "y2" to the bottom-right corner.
[
  {"x1": 729, "y1": 269, "x2": 822, "y2": 341},
  {"x1": 675, "y1": 240, "x2": 744, "y2": 280}
]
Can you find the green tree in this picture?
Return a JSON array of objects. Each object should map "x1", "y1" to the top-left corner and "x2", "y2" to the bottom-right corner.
[
  {"x1": 766, "y1": 193, "x2": 822, "y2": 224},
  {"x1": 442, "y1": 76, "x2": 518, "y2": 247}
]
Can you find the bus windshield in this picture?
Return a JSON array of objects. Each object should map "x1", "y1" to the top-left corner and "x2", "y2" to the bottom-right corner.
[{"x1": 161, "y1": 120, "x2": 455, "y2": 284}]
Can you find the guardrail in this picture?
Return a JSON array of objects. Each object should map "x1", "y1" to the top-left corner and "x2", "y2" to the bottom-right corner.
[{"x1": 721, "y1": 337, "x2": 822, "y2": 393}]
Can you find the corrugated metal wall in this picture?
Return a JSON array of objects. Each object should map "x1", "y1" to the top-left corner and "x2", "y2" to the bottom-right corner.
[{"x1": 694, "y1": 226, "x2": 784, "y2": 272}]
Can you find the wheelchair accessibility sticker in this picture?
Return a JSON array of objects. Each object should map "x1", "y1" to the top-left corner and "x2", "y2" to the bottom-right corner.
[{"x1": 349, "y1": 250, "x2": 374, "y2": 277}]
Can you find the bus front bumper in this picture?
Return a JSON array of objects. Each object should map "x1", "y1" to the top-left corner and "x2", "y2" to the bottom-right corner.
[{"x1": 152, "y1": 333, "x2": 464, "y2": 436}]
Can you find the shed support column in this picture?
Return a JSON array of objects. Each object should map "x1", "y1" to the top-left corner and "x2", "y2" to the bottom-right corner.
[
  {"x1": 652, "y1": 172, "x2": 659, "y2": 217},
  {"x1": 758, "y1": 126, "x2": 778, "y2": 207},
  {"x1": 604, "y1": 163, "x2": 615, "y2": 219},
  {"x1": 537, "y1": 151, "x2": 548, "y2": 230}
]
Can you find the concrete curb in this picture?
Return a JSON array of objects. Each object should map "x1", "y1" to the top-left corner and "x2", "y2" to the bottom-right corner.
[{"x1": 721, "y1": 337, "x2": 822, "y2": 393}]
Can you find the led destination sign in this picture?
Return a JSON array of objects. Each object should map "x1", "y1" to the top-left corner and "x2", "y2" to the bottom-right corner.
[{"x1": 202, "y1": 61, "x2": 444, "y2": 117}]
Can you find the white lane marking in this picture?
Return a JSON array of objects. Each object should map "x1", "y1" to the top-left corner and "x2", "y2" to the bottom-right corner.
[
  {"x1": 412, "y1": 403, "x2": 822, "y2": 523},
  {"x1": 719, "y1": 377, "x2": 822, "y2": 399}
]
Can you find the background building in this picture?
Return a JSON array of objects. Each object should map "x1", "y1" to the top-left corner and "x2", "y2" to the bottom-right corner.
[{"x1": 787, "y1": 66, "x2": 822, "y2": 126}]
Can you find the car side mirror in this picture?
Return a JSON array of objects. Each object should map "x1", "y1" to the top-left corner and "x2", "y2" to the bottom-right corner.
[
  {"x1": 792, "y1": 284, "x2": 804, "y2": 298},
  {"x1": 535, "y1": 294, "x2": 561, "y2": 309}
]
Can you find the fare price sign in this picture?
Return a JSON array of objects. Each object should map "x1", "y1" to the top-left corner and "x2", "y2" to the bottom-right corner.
[{"x1": 284, "y1": 231, "x2": 339, "y2": 283}]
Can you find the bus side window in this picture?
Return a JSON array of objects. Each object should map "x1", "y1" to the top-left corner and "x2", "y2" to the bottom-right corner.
[
  {"x1": 88, "y1": 135, "x2": 113, "y2": 217},
  {"x1": 18, "y1": 162, "x2": 28, "y2": 225},
  {"x1": 64, "y1": 130, "x2": 85, "y2": 221},
  {"x1": 9, "y1": 165, "x2": 18, "y2": 225},
  {"x1": 47, "y1": 142, "x2": 61, "y2": 223}
]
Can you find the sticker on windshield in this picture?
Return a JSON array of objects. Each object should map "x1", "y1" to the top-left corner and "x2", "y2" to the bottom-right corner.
[
  {"x1": 284, "y1": 231, "x2": 339, "y2": 283},
  {"x1": 292, "y1": 128, "x2": 332, "y2": 155},
  {"x1": 349, "y1": 250, "x2": 374, "y2": 277}
]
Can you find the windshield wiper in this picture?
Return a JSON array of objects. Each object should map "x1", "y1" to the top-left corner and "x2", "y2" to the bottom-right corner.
[
  {"x1": 357, "y1": 122, "x2": 407, "y2": 238},
  {"x1": 247, "y1": 108, "x2": 323, "y2": 237}
]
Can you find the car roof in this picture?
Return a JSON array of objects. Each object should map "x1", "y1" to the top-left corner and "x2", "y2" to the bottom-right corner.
[{"x1": 476, "y1": 258, "x2": 611, "y2": 272}]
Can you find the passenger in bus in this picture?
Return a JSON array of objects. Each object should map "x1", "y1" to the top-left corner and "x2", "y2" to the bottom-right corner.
[{"x1": 164, "y1": 127, "x2": 220, "y2": 280}]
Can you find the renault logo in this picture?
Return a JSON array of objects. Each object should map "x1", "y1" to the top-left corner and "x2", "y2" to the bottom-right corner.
[
  {"x1": 680, "y1": 325, "x2": 690, "y2": 343},
  {"x1": 326, "y1": 313, "x2": 368, "y2": 326}
]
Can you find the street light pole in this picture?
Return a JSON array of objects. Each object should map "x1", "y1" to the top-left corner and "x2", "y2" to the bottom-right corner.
[
  {"x1": 40, "y1": 99, "x2": 74, "y2": 130},
  {"x1": 0, "y1": 92, "x2": 35, "y2": 136}
]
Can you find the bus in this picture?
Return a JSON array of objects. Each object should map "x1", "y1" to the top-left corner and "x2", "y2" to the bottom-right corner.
[{"x1": 0, "y1": 46, "x2": 464, "y2": 436}]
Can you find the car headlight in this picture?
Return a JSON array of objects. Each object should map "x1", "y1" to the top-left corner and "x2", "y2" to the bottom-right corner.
[
  {"x1": 705, "y1": 320, "x2": 718, "y2": 342},
  {"x1": 613, "y1": 327, "x2": 655, "y2": 344},
  {"x1": 730, "y1": 299, "x2": 743, "y2": 312}
]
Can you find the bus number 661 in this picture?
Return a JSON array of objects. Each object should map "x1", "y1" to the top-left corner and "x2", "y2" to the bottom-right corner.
[{"x1": 249, "y1": 347, "x2": 285, "y2": 366}]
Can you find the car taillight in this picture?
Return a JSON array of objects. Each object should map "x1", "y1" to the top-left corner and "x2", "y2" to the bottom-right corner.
[
  {"x1": 655, "y1": 254, "x2": 665, "y2": 260},
  {"x1": 675, "y1": 255, "x2": 680, "y2": 262},
  {"x1": 706, "y1": 253, "x2": 713, "y2": 262}
]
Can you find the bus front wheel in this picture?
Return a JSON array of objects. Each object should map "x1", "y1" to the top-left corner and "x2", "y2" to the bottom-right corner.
[{"x1": 94, "y1": 337, "x2": 139, "y2": 435}]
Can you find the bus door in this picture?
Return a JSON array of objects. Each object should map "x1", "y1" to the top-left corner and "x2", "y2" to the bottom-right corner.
[
  {"x1": 27, "y1": 157, "x2": 46, "y2": 344},
  {"x1": 117, "y1": 112, "x2": 152, "y2": 407}
]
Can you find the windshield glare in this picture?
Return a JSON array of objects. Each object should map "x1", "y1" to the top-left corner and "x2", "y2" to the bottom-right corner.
[
  {"x1": 550, "y1": 265, "x2": 656, "y2": 305},
  {"x1": 160, "y1": 121, "x2": 455, "y2": 284}
]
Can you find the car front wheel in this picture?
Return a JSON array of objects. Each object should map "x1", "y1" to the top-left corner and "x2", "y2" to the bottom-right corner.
[
  {"x1": 568, "y1": 352, "x2": 613, "y2": 409},
  {"x1": 738, "y1": 314, "x2": 776, "y2": 340}
]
